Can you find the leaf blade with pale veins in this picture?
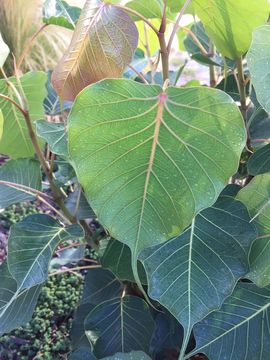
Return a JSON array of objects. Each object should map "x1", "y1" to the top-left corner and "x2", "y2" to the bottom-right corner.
[
  {"x1": 0, "y1": 158, "x2": 41, "y2": 209},
  {"x1": 237, "y1": 174, "x2": 270, "y2": 286},
  {"x1": 140, "y1": 195, "x2": 257, "y2": 356},
  {"x1": 8, "y1": 214, "x2": 84, "y2": 290},
  {"x1": 0, "y1": 71, "x2": 47, "y2": 158},
  {"x1": 68, "y1": 78, "x2": 246, "y2": 284},
  {"x1": 52, "y1": 0, "x2": 138, "y2": 101},
  {"x1": 188, "y1": 283, "x2": 270, "y2": 360}
]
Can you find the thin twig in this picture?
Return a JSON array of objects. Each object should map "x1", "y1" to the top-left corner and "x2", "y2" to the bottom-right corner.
[
  {"x1": 167, "y1": 0, "x2": 192, "y2": 54},
  {"x1": 0, "y1": 180, "x2": 53, "y2": 200},
  {"x1": 158, "y1": 0, "x2": 169, "y2": 82},
  {"x1": 49, "y1": 265, "x2": 101, "y2": 277},
  {"x1": 36, "y1": 195, "x2": 71, "y2": 224},
  {"x1": 127, "y1": 64, "x2": 149, "y2": 84}
]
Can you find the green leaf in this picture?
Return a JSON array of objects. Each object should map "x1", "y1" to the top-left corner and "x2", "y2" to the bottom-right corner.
[
  {"x1": 140, "y1": 195, "x2": 257, "y2": 356},
  {"x1": 247, "y1": 25, "x2": 270, "y2": 114},
  {"x1": 247, "y1": 144, "x2": 270, "y2": 175},
  {"x1": 0, "y1": 32, "x2": 9, "y2": 68},
  {"x1": 216, "y1": 74, "x2": 250, "y2": 101},
  {"x1": 126, "y1": 0, "x2": 163, "y2": 20},
  {"x1": 100, "y1": 238, "x2": 147, "y2": 284},
  {"x1": 69, "y1": 347, "x2": 96, "y2": 360},
  {"x1": 0, "y1": 109, "x2": 3, "y2": 141},
  {"x1": 71, "y1": 268, "x2": 123, "y2": 349},
  {"x1": 68, "y1": 78, "x2": 246, "y2": 286},
  {"x1": 0, "y1": 71, "x2": 47, "y2": 158},
  {"x1": 0, "y1": 158, "x2": 41, "y2": 209},
  {"x1": 188, "y1": 283, "x2": 270, "y2": 360},
  {"x1": 85, "y1": 295, "x2": 155, "y2": 358},
  {"x1": 237, "y1": 174, "x2": 270, "y2": 287},
  {"x1": 43, "y1": 0, "x2": 81, "y2": 30},
  {"x1": 8, "y1": 214, "x2": 84, "y2": 290},
  {"x1": 65, "y1": 187, "x2": 95, "y2": 220},
  {"x1": 136, "y1": 20, "x2": 160, "y2": 55},
  {"x1": 52, "y1": 0, "x2": 138, "y2": 101},
  {"x1": 193, "y1": 0, "x2": 270, "y2": 59},
  {"x1": 102, "y1": 352, "x2": 151, "y2": 360},
  {"x1": 167, "y1": 0, "x2": 194, "y2": 14},
  {"x1": 0, "y1": 261, "x2": 42, "y2": 336},
  {"x1": 36, "y1": 119, "x2": 68, "y2": 157}
]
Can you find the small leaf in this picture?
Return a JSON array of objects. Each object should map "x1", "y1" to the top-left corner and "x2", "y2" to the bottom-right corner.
[
  {"x1": 65, "y1": 187, "x2": 96, "y2": 220},
  {"x1": 247, "y1": 25, "x2": 270, "y2": 114},
  {"x1": 52, "y1": 0, "x2": 138, "y2": 101},
  {"x1": 68, "y1": 78, "x2": 246, "y2": 286},
  {"x1": 247, "y1": 143, "x2": 270, "y2": 175},
  {"x1": 36, "y1": 120, "x2": 68, "y2": 157},
  {"x1": 193, "y1": 0, "x2": 270, "y2": 59},
  {"x1": 43, "y1": 71, "x2": 72, "y2": 116},
  {"x1": 0, "y1": 261, "x2": 42, "y2": 336},
  {"x1": 100, "y1": 238, "x2": 147, "y2": 284},
  {"x1": 71, "y1": 268, "x2": 123, "y2": 349},
  {"x1": 216, "y1": 74, "x2": 250, "y2": 101},
  {"x1": 50, "y1": 245, "x2": 85, "y2": 269},
  {"x1": 140, "y1": 195, "x2": 257, "y2": 355},
  {"x1": 237, "y1": 174, "x2": 270, "y2": 286},
  {"x1": 85, "y1": 295, "x2": 155, "y2": 358},
  {"x1": 0, "y1": 71, "x2": 47, "y2": 158},
  {"x1": 8, "y1": 214, "x2": 84, "y2": 289},
  {"x1": 189, "y1": 283, "x2": 270, "y2": 360},
  {"x1": 0, "y1": 158, "x2": 42, "y2": 209},
  {"x1": 0, "y1": 32, "x2": 9, "y2": 68},
  {"x1": 43, "y1": 0, "x2": 81, "y2": 30},
  {"x1": 102, "y1": 352, "x2": 151, "y2": 360},
  {"x1": 69, "y1": 347, "x2": 96, "y2": 360}
]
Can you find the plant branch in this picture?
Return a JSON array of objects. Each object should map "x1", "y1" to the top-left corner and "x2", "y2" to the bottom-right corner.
[
  {"x1": 0, "y1": 180, "x2": 53, "y2": 200},
  {"x1": 158, "y1": 0, "x2": 169, "y2": 82},
  {"x1": 167, "y1": 0, "x2": 192, "y2": 54},
  {"x1": 127, "y1": 64, "x2": 149, "y2": 84},
  {"x1": 113, "y1": 4, "x2": 159, "y2": 35},
  {"x1": 0, "y1": 93, "x2": 26, "y2": 114},
  {"x1": 49, "y1": 264, "x2": 102, "y2": 277},
  {"x1": 209, "y1": 42, "x2": 217, "y2": 87},
  {"x1": 16, "y1": 24, "x2": 49, "y2": 71}
]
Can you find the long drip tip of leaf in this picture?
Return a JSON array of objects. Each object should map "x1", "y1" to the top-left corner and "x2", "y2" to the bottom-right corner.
[{"x1": 131, "y1": 254, "x2": 154, "y2": 309}]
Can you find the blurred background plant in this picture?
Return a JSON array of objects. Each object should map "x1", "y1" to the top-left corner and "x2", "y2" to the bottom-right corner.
[{"x1": 0, "y1": 0, "x2": 72, "y2": 75}]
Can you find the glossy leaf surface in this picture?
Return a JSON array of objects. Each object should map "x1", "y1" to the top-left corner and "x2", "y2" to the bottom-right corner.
[
  {"x1": 36, "y1": 120, "x2": 68, "y2": 157},
  {"x1": 190, "y1": 283, "x2": 270, "y2": 360},
  {"x1": 247, "y1": 25, "x2": 270, "y2": 114},
  {"x1": 140, "y1": 196, "x2": 257, "y2": 353},
  {"x1": 0, "y1": 262, "x2": 42, "y2": 336},
  {"x1": 85, "y1": 295, "x2": 155, "y2": 358},
  {"x1": 248, "y1": 144, "x2": 270, "y2": 175},
  {"x1": 0, "y1": 159, "x2": 41, "y2": 209},
  {"x1": 0, "y1": 71, "x2": 47, "y2": 158},
  {"x1": 52, "y1": 0, "x2": 138, "y2": 101},
  {"x1": 237, "y1": 174, "x2": 270, "y2": 286},
  {"x1": 8, "y1": 214, "x2": 84, "y2": 289},
  {"x1": 193, "y1": 0, "x2": 269, "y2": 59},
  {"x1": 68, "y1": 78, "x2": 246, "y2": 282}
]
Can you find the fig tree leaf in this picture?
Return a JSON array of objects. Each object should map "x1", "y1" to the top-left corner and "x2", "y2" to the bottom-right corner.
[
  {"x1": 140, "y1": 195, "x2": 257, "y2": 356},
  {"x1": 43, "y1": 0, "x2": 81, "y2": 29},
  {"x1": 247, "y1": 25, "x2": 270, "y2": 114},
  {"x1": 0, "y1": 158, "x2": 41, "y2": 209},
  {"x1": 52, "y1": 0, "x2": 138, "y2": 101},
  {"x1": 0, "y1": 71, "x2": 47, "y2": 158},
  {"x1": 102, "y1": 352, "x2": 151, "y2": 360},
  {"x1": 0, "y1": 110, "x2": 3, "y2": 141},
  {"x1": 193, "y1": 0, "x2": 270, "y2": 59},
  {"x1": 68, "y1": 78, "x2": 246, "y2": 286},
  {"x1": 0, "y1": 32, "x2": 9, "y2": 68},
  {"x1": 188, "y1": 283, "x2": 270, "y2": 360},
  {"x1": 8, "y1": 214, "x2": 84, "y2": 290},
  {"x1": 237, "y1": 174, "x2": 270, "y2": 287},
  {"x1": 0, "y1": 261, "x2": 42, "y2": 336},
  {"x1": 85, "y1": 295, "x2": 155, "y2": 358},
  {"x1": 126, "y1": 0, "x2": 163, "y2": 20},
  {"x1": 247, "y1": 144, "x2": 270, "y2": 175},
  {"x1": 36, "y1": 120, "x2": 68, "y2": 157}
]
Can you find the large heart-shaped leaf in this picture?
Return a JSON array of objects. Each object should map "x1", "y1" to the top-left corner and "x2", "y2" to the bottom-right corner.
[
  {"x1": 0, "y1": 32, "x2": 9, "y2": 68},
  {"x1": 0, "y1": 261, "x2": 42, "y2": 336},
  {"x1": 8, "y1": 214, "x2": 84, "y2": 290},
  {"x1": 68, "y1": 78, "x2": 246, "y2": 285},
  {"x1": 0, "y1": 158, "x2": 41, "y2": 209},
  {"x1": 247, "y1": 25, "x2": 270, "y2": 114},
  {"x1": 43, "y1": 0, "x2": 81, "y2": 30},
  {"x1": 85, "y1": 295, "x2": 155, "y2": 358},
  {"x1": 193, "y1": 0, "x2": 270, "y2": 59},
  {"x1": 237, "y1": 174, "x2": 270, "y2": 287},
  {"x1": 140, "y1": 195, "x2": 257, "y2": 357},
  {"x1": 52, "y1": 0, "x2": 138, "y2": 101},
  {"x1": 187, "y1": 283, "x2": 270, "y2": 360},
  {"x1": 0, "y1": 71, "x2": 47, "y2": 158}
]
